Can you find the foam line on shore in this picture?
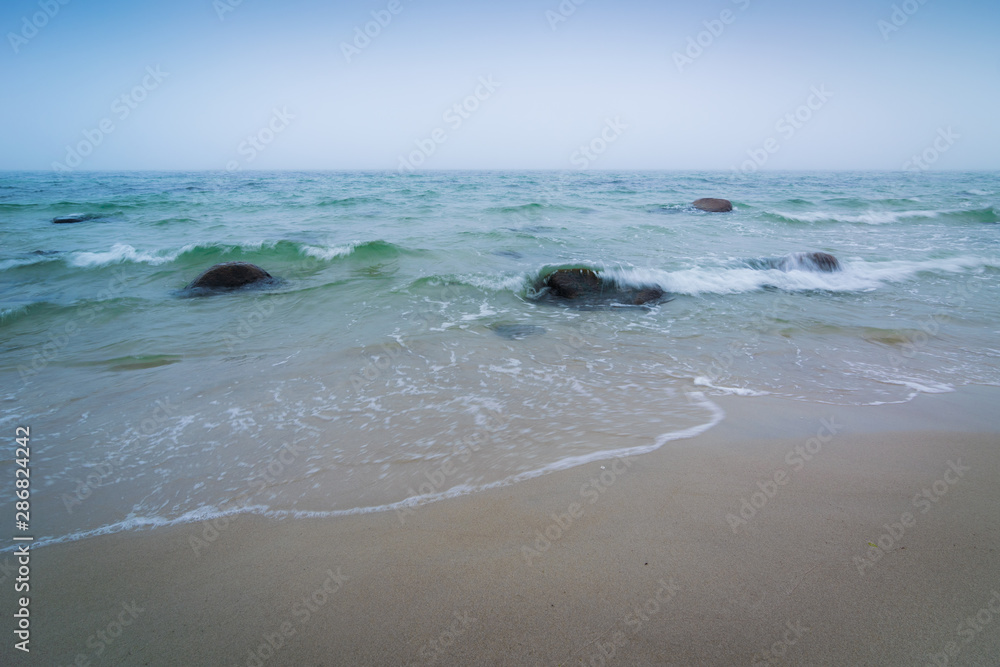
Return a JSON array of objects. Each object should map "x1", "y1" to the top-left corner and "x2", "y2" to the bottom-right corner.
[{"x1": 7, "y1": 393, "x2": 724, "y2": 552}]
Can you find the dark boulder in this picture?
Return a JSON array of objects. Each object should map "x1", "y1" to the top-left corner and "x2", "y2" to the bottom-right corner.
[
  {"x1": 545, "y1": 268, "x2": 603, "y2": 299},
  {"x1": 535, "y1": 268, "x2": 669, "y2": 308},
  {"x1": 186, "y1": 262, "x2": 274, "y2": 291},
  {"x1": 692, "y1": 198, "x2": 733, "y2": 213}
]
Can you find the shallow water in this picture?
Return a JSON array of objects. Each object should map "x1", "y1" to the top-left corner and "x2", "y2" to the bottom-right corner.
[{"x1": 2, "y1": 170, "x2": 998, "y2": 547}]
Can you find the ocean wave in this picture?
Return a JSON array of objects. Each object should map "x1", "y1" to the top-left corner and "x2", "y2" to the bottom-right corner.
[
  {"x1": 315, "y1": 196, "x2": 386, "y2": 207},
  {"x1": 487, "y1": 203, "x2": 593, "y2": 215},
  {"x1": 0, "y1": 304, "x2": 30, "y2": 322},
  {"x1": 0, "y1": 254, "x2": 62, "y2": 271},
  {"x1": 408, "y1": 272, "x2": 528, "y2": 294},
  {"x1": 765, "y1": 207, "x2": 998, "y2": 225},
  {"x1": 300, "y1": 243, "x2": 358, "y2": 260},
  {"x1": 71, "y1": 243, "x2": 184, "y2": 267},
  {"x1": 0, "y1": 239, "x2": 408, "y2": 271},
  {"x1": 456, "y1": 273, "x2": 529, "y2": 292}
]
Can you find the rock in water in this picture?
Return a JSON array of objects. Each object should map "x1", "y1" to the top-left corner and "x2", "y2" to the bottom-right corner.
[
  {"x1": 545, "y1": 268, "x2": 603, "y2": 299},
  {"x1": 692, "y1": 198, "x2": 733, "y2": 213},
  {"x1": 187, "y1": 262, "x2": 273, "y2": 290},
  {"x1": 632, "y1": 287, "x2": 665, "y2": 305},
  {"x1": 801, "y1": 252, "x2": 841, "y2": 272},
  {"x1": 537, "y1": 268, "x2": 668, "y2": 307},
  {"x1": 747, "y1": 252, "x2": 842, "y2": 273}
]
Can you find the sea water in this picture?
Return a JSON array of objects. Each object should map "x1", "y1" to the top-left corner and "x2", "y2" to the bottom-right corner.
[{"x1": 1, "y1": 170, "x2": 997, "y2": 547}]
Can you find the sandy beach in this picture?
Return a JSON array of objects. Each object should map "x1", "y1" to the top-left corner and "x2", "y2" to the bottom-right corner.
[{"x1": 5, "y1": 385, "x2": 997, "y2": 666}]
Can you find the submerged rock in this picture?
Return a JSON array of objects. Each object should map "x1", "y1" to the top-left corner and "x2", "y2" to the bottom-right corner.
[
  {"x1": 52, "y1": 213, "x2": 101, "y2": 224},
  {"x1": 534, "y1": 268, "x2": 669, "y2": 308},
  {"x1": 692, "y1": 198, "x2": 733, "y2": 213},
  {"x1": 186, "y1": 262, "x2": 274, "y2": 291},
  {"x1": 801, "y1": 252, "x2": 840, "y2": 272},
  {"x1": 492, "y1": 324, "x2": 546, "y2": 340},
  {"x1": 747, "y1": 252, "x2": 842, "y2": 273}
]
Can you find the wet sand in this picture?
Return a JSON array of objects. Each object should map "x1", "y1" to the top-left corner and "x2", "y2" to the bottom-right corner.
[{"x1": 7, "y1": 386, "x2": 1000, "y2": 666}]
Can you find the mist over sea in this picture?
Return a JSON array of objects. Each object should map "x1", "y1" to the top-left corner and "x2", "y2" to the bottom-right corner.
[{"x1": 2, "y1": 170, "x2": 998, "y2": 548}]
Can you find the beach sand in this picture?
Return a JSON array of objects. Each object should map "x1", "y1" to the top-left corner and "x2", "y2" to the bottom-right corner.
[{"x1": 9, "y1": 386, "x2": 1000, "y2": 666}]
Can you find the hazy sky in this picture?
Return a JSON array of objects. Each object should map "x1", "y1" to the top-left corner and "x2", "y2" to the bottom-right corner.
[{"x1": 1, "y1": 0, "x2": 997, "y2": 171}]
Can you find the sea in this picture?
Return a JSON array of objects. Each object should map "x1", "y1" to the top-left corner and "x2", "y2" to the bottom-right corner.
[{"x1": 1, "y1": 170, "x2": 998, "y2": 549}]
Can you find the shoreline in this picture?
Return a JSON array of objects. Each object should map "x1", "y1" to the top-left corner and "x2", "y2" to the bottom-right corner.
[{"x1": 6, "y1": 385, "x2": 1000, "y2": 665}]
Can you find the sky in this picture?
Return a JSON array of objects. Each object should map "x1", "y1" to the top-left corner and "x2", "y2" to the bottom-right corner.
[{"x1": 1, "y1": 0, "x2": 998, "y2": 171}]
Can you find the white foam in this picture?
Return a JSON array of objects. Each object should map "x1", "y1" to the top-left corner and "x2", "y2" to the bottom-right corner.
[
  {"x1": 461, "y1": 301, "x2": 499, "y2": 321},
  {"x1": 693, "y1": 376, "x2": 769, "y2": 396},
  {"x1": 605, "y1": 256, "x2": 992, "y2": 296},
  {"x1": 461, "y1": 272, "x2": 529, "y2": 292},
  {"x1": 883, "y1": 379, "x2": 955, "y2": 395},
  {"x1": 301, "y1": 243, "x2": 356, "y2": 260}
]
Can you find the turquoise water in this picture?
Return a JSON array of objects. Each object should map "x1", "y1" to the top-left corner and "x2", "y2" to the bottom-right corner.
[{"x1": 2, "y1": 170, "x2": 998, "y2": 547}]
